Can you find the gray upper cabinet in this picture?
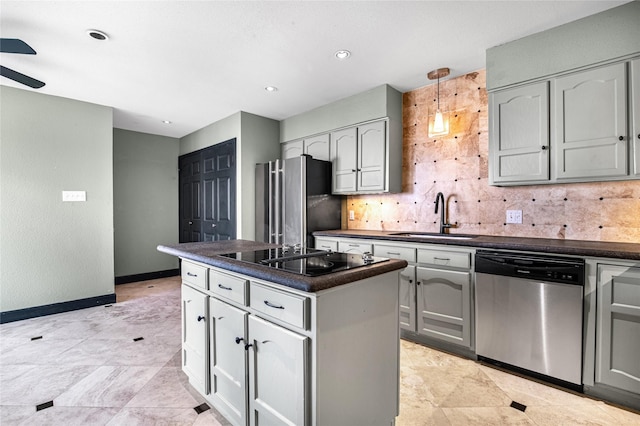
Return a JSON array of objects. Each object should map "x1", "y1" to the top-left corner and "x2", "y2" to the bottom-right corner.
[
  {"x1": 633, "y1": 58, "x2": 640, "y2": 176},
  {"x1": 331, "y1": 126, "x2": 358, "y2": 193},
  {"x1": 553, "y1": 62, "x2": 628, "y2": 180},
  {"x1": 282, "y1": 134, "x2": 330, "y2": 162},
  {"x1": 489, "y1": 81, "x2": 549, "y2": 185},
  {"x1": 303, "y1": 133, "x2": 330, "y2": 161},
  {"x1": 331, "y1": 119, "x2": 388, "y2": 194},
  {"x1": 281, "y1": 139, "x2": 303, "y2": 159}
]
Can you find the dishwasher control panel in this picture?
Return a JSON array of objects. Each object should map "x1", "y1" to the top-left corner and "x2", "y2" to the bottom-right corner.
[{"x1": 475, "y1": 250, "x2": 585, "y2": 285}]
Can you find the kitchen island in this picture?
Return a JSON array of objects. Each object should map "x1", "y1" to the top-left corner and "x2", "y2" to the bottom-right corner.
[{"x1": 158, "y1": 240, "x2": 408, "y2": 426}]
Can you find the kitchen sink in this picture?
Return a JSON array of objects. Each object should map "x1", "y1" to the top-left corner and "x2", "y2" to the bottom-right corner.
[{"x1": 389, "y1": 232, "x2": 476, "y2": 240}]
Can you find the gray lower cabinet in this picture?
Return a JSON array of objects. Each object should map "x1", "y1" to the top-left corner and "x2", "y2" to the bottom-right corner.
[
  {"x1": 553, "y1": 62, "x2": 628, "y2": 180},
  {"x1": 489, "y1": 81, "x2": 550, "y2": 185},
  {"x1": 596, "y1": 264, "x2": 640, "y2": 395},
  {"x1": 416, "y1": 247, "x2": 472, "y2": 348},
  {"x1": 181, "y1": 283, "x2": 209, "y2": 396},
  {"x1": 181, "y1": 258, "x2": 400, "y2": 426},
  {"x1": 338, "y1": 240, "x2": 372, "y2": 255}
]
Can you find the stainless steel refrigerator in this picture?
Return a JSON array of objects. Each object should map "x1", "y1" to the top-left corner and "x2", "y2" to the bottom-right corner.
[{"x1": 255, "y1": 155, "x2": 341, "y2": 247}]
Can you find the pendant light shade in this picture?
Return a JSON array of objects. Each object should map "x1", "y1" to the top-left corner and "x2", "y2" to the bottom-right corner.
[{"x1": 427, "y1": 67, "x2": 450, "y2": 137}]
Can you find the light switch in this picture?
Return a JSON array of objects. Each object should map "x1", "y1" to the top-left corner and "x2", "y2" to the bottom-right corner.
[
  {"x1": 349, "y1": 210, "x2": 355, "y2": 221},
  {"x1": 62, "y1": 191, "x2": 86, "y2": 202}
]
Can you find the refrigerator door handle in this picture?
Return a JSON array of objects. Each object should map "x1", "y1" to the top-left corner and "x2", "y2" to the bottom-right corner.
[
  {"x1": 276, "y1": 160, "x2": 283, "y2": 243},
  {"x1": 268, "y1": 161, "x2": 276, "y2": 243}
]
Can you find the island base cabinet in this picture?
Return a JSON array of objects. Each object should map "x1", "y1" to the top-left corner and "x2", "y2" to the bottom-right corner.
[
  {"x1": 209, "y1": 298, "x2": 248, "y2": 426},
  {"x1": 596, "y1": 265, "x2": 640, "y2": 395},
  {"x1": 181, "y1": 284, "x2": 209, "y2": 396},
  {"x1": 248, "y1": 315, "x2": 308, "y2": 426}
]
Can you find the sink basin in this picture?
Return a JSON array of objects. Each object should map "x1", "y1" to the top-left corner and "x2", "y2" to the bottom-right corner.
[{"x1": 389, "y1": 232, "x2": 475, "y2": 240}]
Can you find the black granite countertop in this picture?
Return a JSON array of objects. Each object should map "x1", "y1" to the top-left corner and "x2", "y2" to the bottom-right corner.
[
  {"x1": 313, "y1": 230, "x2": 640, "y2": 261},
  {"x1": 157, "y1": 239, "x2": 408, "y2": 293}
]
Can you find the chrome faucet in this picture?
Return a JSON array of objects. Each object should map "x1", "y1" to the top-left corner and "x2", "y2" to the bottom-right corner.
[{"x1": 434, "y1": 192, "x2": 452, "y2": 234}]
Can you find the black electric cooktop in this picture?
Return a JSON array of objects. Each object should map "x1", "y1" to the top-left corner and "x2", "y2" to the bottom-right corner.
[{"x1": 220, "y1": 246, "x2": 389, "y2": 277}]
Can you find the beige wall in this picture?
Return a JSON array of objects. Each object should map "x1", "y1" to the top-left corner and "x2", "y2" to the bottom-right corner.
[{"x1": 347, "y1": 69, "x2": 640, "y2": 243}]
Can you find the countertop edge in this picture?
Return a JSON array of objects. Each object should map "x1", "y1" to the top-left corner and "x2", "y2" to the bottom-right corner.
[
  {"x1": 313, "y1": 230, "x2": 640, "y2": 262},
  {"x1": 158, "y1": 241, "x2": 408, "y2": 293}
]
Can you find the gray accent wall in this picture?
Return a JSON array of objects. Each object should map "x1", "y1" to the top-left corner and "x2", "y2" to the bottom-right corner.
[
  {"x1": 179, "y1": 111, "x2": 280, "y2": 240},
  {"x1": 280, "y1": 84, "x2": 401, "y2": 143},
  {"x1": 113, "y1": 128, "x2": 180, "y2": 277},
  {"x1": 0, "y1": 86, "x2": 114, "y2": 312},
  {"x1": 486, "y1": 1, "x2": 640, "y2": 91}
]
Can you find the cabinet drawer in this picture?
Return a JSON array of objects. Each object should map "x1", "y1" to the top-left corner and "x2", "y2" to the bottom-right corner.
[
  {"x1": 417, "y1": 249, "x2": 470, "y2": 270},
  {"x1": 315, "y1": 239, "x2": 338, "y2": 252},
  {"x1": 374, "y1": 244, "x2": 416, "y2": 263},
  {"x1": 182, "y1": 261, "x2": 208, "y2": 289},
  {"x1": 209, "y1": 269, "x2": 248, "y2": 305},
  {"x1": 250, "y1": 283, "x2": 309, "y2": 330},
  {"x1": 338, "y1": 241, "x2": 373, "y2": 254}
]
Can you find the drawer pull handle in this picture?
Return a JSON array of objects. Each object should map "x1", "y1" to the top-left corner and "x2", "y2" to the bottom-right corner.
[
  {"x1": 218, "y1": 284, "x2": 232, "y2": 291},
  {"x1": 187, "y1": 272, "x2": 198, "y2": 277},
  {"x1": 387, "y1": 252, "x2": 401, "y2": 255},
  {"x1": 348, "y1": 244, "x2": 359, "y2": 247},
  {"x1": 235, "y1": 337, "x2": 244, "y2": 344},
  {"x1": 433, "y1": 257, "x2": 450, "y2": 261},
  {"x1": 197, "y1": 315, "x2": 205, "y2": 322},
  {"x1": 264, "y1": 300, "x2": 285, "y2": 310}
]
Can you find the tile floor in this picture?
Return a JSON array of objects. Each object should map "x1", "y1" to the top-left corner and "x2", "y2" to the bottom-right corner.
[{"x1": 0, "y1": 276, "x2": 638, "y2": 425}]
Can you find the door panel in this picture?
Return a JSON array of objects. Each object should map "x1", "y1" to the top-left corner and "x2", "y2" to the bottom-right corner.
[
  {"x1": 181, "y1": 284, "x2": 208, "y2": 395},
  {"x1": 248, "y1": 315, "x2": 308, "y2": 426},
  {"x1": 330, "y1": 127, "x2": 357, "y2": 193},
  {"x1": 358, "y1": 120, "x2": 386, "y2": 192},
  {"x1": 210, "y1": 298, "x2": 248, "y2": 426}
]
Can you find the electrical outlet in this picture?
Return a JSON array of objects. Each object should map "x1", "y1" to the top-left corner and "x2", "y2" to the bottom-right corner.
[
  {"x1": 62, "y1": 190, "x2": 86, "y2": 202},
  {"x1": 506, "y1": 209, "x2": 522, "y2": 224},
  {"x1": 348, "y1": 210, "x2": 355, "y2": 221}
]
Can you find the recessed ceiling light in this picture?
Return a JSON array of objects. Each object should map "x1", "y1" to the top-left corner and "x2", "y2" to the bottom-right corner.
[
  {"x1": 87, "y1": 29, "x2": 109, "y2": 41},
  {"x1": 335, "y1": 50, "x2": 351, "y2": 60},
  {"x1": 265, "y1": 86, "x2": 278, "y2": 92},
  {"x1": 162, "y1": 120, "x2": 172, "y2": 124}
]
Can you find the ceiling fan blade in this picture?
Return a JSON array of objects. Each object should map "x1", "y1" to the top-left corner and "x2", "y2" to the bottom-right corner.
[
  {"x1": 0, "y1": 38, "x2": 37, "y2": 54},
  {"x1": 0, "y1": 65, "x2": 45, "y2": 88}
]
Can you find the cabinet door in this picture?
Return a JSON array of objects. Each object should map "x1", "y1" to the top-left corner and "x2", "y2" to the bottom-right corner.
[
  {"x1": 596, "y1": 265, "x2": 640, "y2": 394},
  {"x1": 632, "y1": 59, "x2": 640, "y2": 176},
  {"x1": 248, "y1": 315, "x2": 309, "y2": 426},
  {"x1": 399, "y1": 265, "x2": 417, "y2": 332},
  {"x1": 489, "y1": 82, "x2": 549, "y2": 184},
  {"x1": 181, "y1": 284, "x2": 208, "y2": 395},
  {"x1": 330, "y1": 126, "x2": 357, "y2": 193},
  {"x1": 553, "y1": 62, "x2": 628, "y2": 180},
  {"x1": 210, "y1": 298, "x2": 248, "y2": 426},
  {"x1": 416, "y1": 267, "x2": 471, "y2": 348},
  {"x1": 282, "y1": 140, "x2": 303, "y2": 159},
  {"x1": 304, "y1": 133, "x2": 330, "y2": 161},
  {"x1": 357, "y1": 120, "x2": 386, "y2": 192}
]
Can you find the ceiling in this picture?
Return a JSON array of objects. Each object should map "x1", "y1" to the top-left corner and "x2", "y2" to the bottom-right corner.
[{"x1": 0, "y1": 1, "x2": 629, "y2": 139}]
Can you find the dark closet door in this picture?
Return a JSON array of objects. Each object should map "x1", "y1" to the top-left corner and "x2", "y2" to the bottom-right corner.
[
  {"x1": 179, "y1": 151, "x2": 202, "y2": 242},
  {"x1": 179, "y1": 139, "x2": 237, "y2": 243},
  {"x1": 202, "y1": 139, "x2": 236, "y2": 241}
]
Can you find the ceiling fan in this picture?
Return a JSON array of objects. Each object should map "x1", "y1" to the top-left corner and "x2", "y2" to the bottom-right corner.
[{"x1": 0, "y1": 38, "x2": 45, "y2": 89}]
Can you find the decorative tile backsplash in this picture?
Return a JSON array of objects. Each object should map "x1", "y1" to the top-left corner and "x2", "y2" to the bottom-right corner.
[{"x1": 347, "y1": 69, "x2": 640, "y2": 243}]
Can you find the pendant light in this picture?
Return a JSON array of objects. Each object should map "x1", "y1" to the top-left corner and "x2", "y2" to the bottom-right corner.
[{"x1": 427, "y1": 67, "x2": 450, "y2": 137}]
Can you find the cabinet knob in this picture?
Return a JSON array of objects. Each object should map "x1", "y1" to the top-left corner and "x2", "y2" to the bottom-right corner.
[
  {"x1": 212, "y1": 224, "x2": 216, "y2": 228},
  {"x1": 197, "y1": 315, "x2": 205, "y2": 322},
  {"x1": 637, "y1": 134, "x2": 640, "y2": 140},
  {"x1": 188, "y1": 221, "x2": 193, "y2": 225},
  {"x1": 619, "y1": 136, "x2": 624, "y2": 141},
  {"x1": 244, "y1": 343, "x2": 253, "y2": 350},
  {"x1": 235, "y1": 337, "x2": 244, "y2": 344},
  {"x1": 541, "y1": 145, "x2": 547, "y2": 150},
  {"x1": 352, "y1": 169, "x2": 356, "y2": 172}
]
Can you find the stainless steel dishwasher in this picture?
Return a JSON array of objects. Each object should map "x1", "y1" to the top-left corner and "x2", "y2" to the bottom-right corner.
[{"x1": 475, "y1": 250, "x2": 585, "y2": 389}]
